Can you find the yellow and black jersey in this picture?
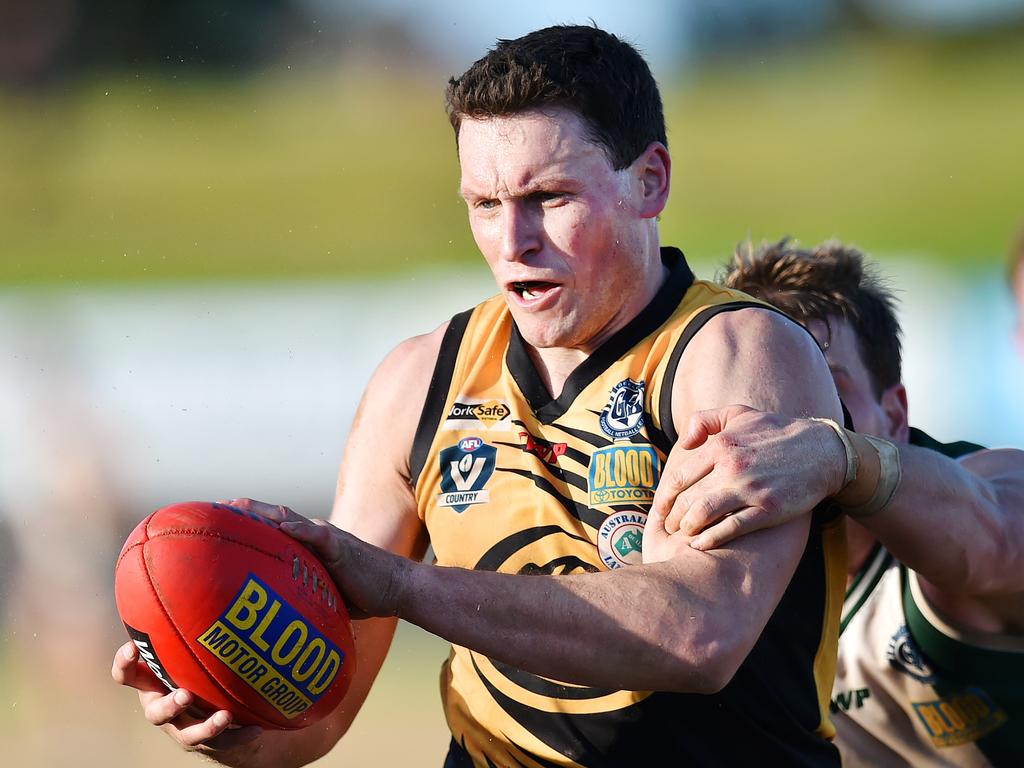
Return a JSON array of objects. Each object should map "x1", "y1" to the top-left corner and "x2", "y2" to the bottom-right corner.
[{"x1": 410, "y1": 248, "x2": 845, "y2": 768}]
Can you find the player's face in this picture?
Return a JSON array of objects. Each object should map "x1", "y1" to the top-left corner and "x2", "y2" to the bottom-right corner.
[
  {"x1": 807, "y1": 317, "x2": 907, "y2": 442},
  {"x1": 457, "y1": 108, "x2": 664, "y2": 352}
]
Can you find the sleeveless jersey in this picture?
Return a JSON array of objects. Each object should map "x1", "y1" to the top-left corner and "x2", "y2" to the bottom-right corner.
[
  {"x1": 411, "y1": 248, "x2": 846, "y2": 768},
  {"x1": 831, "y1": 429, "x2": 1024, "y2": 767}
]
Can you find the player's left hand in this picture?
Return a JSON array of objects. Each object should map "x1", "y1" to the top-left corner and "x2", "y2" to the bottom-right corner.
[
  {"x1": 653, "y1": 405, "x2": 846, "y2": 550},
  {"x1": 226, "y1": 498, "x2": 410, "y2": 619}
]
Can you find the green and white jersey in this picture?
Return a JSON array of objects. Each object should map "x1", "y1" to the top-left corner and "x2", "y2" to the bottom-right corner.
[{"x1": 831, "y1": 429, "x2": 1024, "y2": 767}]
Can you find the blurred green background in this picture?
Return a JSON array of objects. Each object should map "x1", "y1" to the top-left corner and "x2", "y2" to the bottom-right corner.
[
  {"x1": 2, "y1": 35, "x2": 1023, "y2": 286},
  {"x1": 1, "y1": 1, "x2": 1022, "y2": 766}
]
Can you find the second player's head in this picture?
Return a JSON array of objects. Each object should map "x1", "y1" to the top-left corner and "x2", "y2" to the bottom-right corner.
[{"x1": 724, "y1": 239, "x2": 908, "y2": 442}]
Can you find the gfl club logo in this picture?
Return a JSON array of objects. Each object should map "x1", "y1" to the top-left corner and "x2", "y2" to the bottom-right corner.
[{"x1": 438, "y1": 436, "x2": 496, "y2": 513}]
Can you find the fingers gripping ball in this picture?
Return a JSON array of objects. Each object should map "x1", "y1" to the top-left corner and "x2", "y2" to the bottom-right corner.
[{"x1": 114, "y1": 501, "x2": 356, "y2": 729}]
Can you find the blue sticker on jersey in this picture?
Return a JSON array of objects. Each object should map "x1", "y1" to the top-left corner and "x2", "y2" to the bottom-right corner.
[
  {"x1": 438, "y1": 436, "x2": 497, "y2": 513},
  {"x1": 599, "y1": 379, "x2": 646, "y2": 440}
]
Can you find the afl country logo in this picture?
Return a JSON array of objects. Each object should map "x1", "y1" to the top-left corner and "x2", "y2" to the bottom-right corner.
[
  {"x1": 599, "y1": 379, "x2": 646, "y2": 440},
  {"x1": 438, "y1": 437, "x2": 496, "y2": 513},
  {"x1": 887, "y1": 625, "x2": 936, "y2": 684},
  {"x1": 597, "y1": 511, "x2": 648, "y2": 569}
]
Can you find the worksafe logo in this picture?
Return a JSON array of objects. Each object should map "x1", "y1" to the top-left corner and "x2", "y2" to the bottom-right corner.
[
  {"x1": 598, "y1": 511, "x2": 648, "y2": 569},
  {"x1": 599, "y1": 379, "x2": 646, "y2": 440},
  {"x1": 438, "y1": 437, "x2": 496, "y2": 512},
  {"x1": 588, "y1": 444, "x2": 659, "y2": 507},
  {"x1": 198, "y1": 574, "x2": 345, "y2": 719},
  {"x1": 444, "y1": 397, "x2": 512, "y2": 432}
]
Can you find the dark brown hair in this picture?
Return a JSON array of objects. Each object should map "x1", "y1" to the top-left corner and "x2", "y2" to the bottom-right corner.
[
  {"x1": 445, "y1": 25, "x2": 666, "y2": 170},
  {"x1": 724, "y1": 239, "x2": 903, "y2": 398}
]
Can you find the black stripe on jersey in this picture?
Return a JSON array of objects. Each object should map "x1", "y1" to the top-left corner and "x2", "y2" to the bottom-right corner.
[
  {"x1": 548, "y1": 422, "x2": 612, "y2": 449},
  {"x1": 507, "y1": 248, "x2": 694, "y2": 424},
  {"x1": 409, "y1": 309, "x2": 474, "y2": 487},
  {"x1": 645, "y1": 419, "x2": 673, "y2": 459},
  {"x1": 492, "y1": 438, "x2": 590, "y2": 492},
  {"x1": 472, "y1": 655, "x2": 615, "y2": 767},
  {"x1": 474, "y1": 525, "x2": 598, "y2": 573},
  {"x1": 497, "y1": 467, "x2": 606, "y2": 529},
  {"x1": 658, "y1": 301, "x2": 785, "y2": 444},
  {"x1": 444, "y1": 736, "x2": 563, "y2": 768},
  {"x1": 479, "y1": 653, "x2": 618, "y2": 700}
]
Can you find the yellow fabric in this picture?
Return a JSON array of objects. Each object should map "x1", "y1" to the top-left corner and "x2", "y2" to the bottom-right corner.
[{"x1": 414, "y1": 275, "x2": 843, "y2": 766}]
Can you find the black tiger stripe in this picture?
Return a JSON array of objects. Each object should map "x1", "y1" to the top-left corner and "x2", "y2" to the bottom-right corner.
[{"x1": 496, "y1": 467, "x2": 605, "y2": 529}]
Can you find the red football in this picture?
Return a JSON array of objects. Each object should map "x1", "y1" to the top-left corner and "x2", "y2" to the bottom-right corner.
[{"x1": 114, "y1": 501, "x2": 356, "y2": 729}]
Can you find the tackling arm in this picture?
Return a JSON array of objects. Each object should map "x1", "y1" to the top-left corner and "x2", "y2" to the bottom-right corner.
[{"x1": 853, "y1": 445, "x2": 1024, "y2": 596}]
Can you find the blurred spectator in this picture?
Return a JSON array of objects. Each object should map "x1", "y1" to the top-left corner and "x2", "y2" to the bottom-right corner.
[
  {"x1": 0, "y1": 0, "x2": 77, "y2": 87},
  {"x1": 0, "y1": 0, "x2": 332, "y2": 89}
]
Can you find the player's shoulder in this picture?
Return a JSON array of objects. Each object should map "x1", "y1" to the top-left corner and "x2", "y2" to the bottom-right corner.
[
  {"x1": 383, "y1": 321, "x2": 450, "y2": 375},
  {"x1": 684, "y1": 303, "x2": 819, "y2": 364},
  {"x1": 358, "y1": 321, "x2": 450, "y2": 428},
  {"x1": 380, "y1": 295, "x2": 503, "y2": 378}
]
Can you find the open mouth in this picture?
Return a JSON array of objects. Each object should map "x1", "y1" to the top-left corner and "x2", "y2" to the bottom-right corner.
[{"x1": 512, "y1": 281, "x2": 557, "y2": 300}]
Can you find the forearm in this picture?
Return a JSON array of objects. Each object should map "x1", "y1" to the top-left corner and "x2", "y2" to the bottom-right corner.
[
  {"x1": 393, "y1": 555, "x2": 751, "y2": 694},
  {"x1": 852, "y1": 445, "x2": 1024, "y2": 594}
]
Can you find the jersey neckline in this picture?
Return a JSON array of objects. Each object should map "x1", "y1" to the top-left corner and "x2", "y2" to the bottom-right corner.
[{"x1": 506, "y1": 246, "x2": 695, "y2": 424}]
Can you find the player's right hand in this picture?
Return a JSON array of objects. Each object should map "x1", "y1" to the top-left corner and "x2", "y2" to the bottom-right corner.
[{"x1": 111, "y1": 640, "x2": 263, "y2": 751}]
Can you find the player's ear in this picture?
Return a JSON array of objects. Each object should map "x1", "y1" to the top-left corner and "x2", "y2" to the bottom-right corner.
[
  {"x1": 879, "y1": 383, "x2": 909, "y2": 443},
  {"x1": 633, "y1": 142, "x2": 670, "y2": 219}
]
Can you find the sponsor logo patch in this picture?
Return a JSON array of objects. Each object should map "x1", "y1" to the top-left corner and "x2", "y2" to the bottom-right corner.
[
  {"x1": 599, "y1": 379, "x2": 646, "y2": 440},
  {"x1": 444, "y1": 397, "x2": 512, "y2": 432},
  {"x1": 912, "y1": 687, "x2": 1008, "y2": 748},
  {"x1": 438, "y1": 436, "x2": 496, "y2": 512},
  {"x1": 198, "y1": 574, "x2": 345, "y2": 719},
  {"x1": 125, "y1": 624, "x2": 178, "y2": 691},
  {"x1": 887, "y1": 625, "x2": 936, "y2": 684},
  {"x1": 830, "y1": 687, "x2": 871, "y2": 713},
  {"x1": 520, "y1": 430, "x2": 567, "y2": 465},
  {"x1": 598, "y1": 511, "x2": 648, "y2": 569},
  {"x1": 588, "y1": 444, "x2": 659, "y2": 507}
]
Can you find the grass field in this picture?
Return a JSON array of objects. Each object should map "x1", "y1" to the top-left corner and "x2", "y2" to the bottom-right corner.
[{"x1": 1, "y1": 34, "x2": 1022, "y2": 286}]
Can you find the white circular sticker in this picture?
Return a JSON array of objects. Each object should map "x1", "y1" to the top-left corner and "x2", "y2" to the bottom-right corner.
[{"x1": 597, "y1": 511, "x2": 648, "y2": 569}]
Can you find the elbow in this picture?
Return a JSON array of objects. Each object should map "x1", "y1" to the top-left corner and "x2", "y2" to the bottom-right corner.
[
  {"x1": 690, "y1": 642, "x2": 744, "y2": 694},
  {"x1": 658, "y1": 630, "x2": 746, "y2": 695}
]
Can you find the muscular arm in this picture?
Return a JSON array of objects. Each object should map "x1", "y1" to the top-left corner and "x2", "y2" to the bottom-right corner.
[
  {"x1": 657, "y1": 392, "x2": 1024, "y2": 627},
  {"x1": 857, "y1": 445, "x2": 1024, "y2": 596},
  {"x1": 291, "y1": 308, "x2": 844, "y2": 693}
]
